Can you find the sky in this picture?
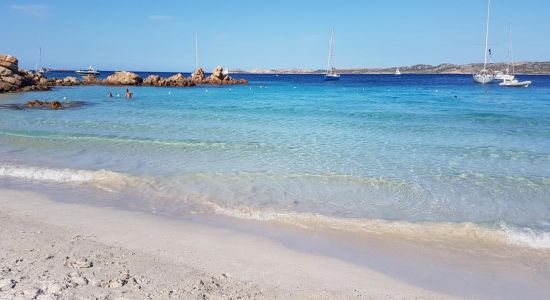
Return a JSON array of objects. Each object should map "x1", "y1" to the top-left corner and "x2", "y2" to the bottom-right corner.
[{"x1": 1, "y1": 0, "x2": 549, "y2": 72}]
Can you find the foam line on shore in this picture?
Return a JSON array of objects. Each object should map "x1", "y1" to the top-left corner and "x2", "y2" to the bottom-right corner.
[{"x1": 2, "y1": 162, "x2": 550, "y2": 250}]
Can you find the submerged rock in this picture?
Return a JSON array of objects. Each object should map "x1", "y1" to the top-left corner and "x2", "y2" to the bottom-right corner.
[{"x1": 25, "y1": 100, "x2": 64, "y2": 110}]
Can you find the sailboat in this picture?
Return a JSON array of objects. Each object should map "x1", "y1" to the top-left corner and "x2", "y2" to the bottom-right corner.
[
  {"x1": 324, "y1": 29, "x2": 340, "y2": 81},
  {"x1": 499, "y1": 24, "x2": 532, "y2": 87},
  {"x1": 395, "y1": 68, "x2": 401, "y2": 75},
  {"x1": 191, "y1": 33, "x2": 199, "y2": 77},
  {"x1": 495, "y1": 24, "x2": 515, "y2": 81},
  {"x1": 473, "y1": 0, "x2": 495, "y2": 84},
  {"x1": 37, "y1": 47, "x2": 51, "y2": 73}
]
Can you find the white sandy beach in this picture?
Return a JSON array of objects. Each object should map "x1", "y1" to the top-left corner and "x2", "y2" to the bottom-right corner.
[{"x1": 0, "y1": 188, "x2": 468, "y2": 299}]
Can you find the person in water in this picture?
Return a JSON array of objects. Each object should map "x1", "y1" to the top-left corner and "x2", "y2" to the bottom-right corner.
[
  {"x1": 125, "y1": 88, "x2": 133, "y2": 99},
  {"x1": 107, "y1": 91, "x2": 113, "y2": 97}
]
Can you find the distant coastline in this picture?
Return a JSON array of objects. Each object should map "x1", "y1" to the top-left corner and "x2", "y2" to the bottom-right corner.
[{"x1": 231, "y1": 61, "x2": 550, "y2": 75}]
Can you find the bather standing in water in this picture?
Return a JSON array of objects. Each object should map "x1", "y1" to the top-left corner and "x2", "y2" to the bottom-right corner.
[{"x1": 125, "y1": 88, "x2": 133, "y2": 99}]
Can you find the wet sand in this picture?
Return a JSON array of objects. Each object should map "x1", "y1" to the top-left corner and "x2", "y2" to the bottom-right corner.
[{"x1": 0, "y1": 188, "x2": 463, "y2": 299}]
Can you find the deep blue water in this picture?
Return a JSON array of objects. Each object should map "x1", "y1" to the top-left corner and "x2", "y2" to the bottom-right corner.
[{"x1": 1, "y1": 73, "x2": 549, "y2": 248}]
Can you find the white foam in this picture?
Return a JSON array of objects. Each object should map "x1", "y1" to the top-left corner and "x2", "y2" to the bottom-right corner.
[
  {"x1": 210, "y1": 203, "x2": 550, "y2": 250},
  {"x1": 499, "y1": 221, "x2": 550, "y2": 249},
  {"x1": 0, "y1": 164, "x2": 93, "y2": 183},
  {"x1": 0, "y1": 164, "x2": 133, "y2": 192},
  {"x1": 2, "y1": 163, "x2": 549, "y2": 250}
]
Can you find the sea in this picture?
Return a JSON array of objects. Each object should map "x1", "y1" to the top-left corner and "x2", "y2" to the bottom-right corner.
[{"x1": 1, "y1": 71, "x2": 550, "y2": 251}]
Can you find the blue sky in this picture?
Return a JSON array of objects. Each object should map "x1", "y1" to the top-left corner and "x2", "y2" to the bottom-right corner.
[{"x1": 1, "y1": 0, "x2": 549, "y2": 71}]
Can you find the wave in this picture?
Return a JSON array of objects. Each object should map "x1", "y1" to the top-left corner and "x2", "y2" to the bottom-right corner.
[
  {"x1": 1, "y1": 163, "x2": 550, "y2": 250},
  {"x1": 208, "y1": 204, "x2": 550, "y2": 250},
  {"x1": 0, "y1": 164, "x2": 146, "y2": 193}
]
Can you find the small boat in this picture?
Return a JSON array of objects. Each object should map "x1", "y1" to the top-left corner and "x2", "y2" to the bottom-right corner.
[
  {"x1": 395, "y1": 68, "x2": 401, "y2": 75},
  {"x1": 499, "y1": 24, "x2": 532, "y2": 87},
  {"x1": 498, "y1": 25, "x2": 531, "y2": 88},
  {"x1": 495, "y1": 26, "x2": 516, "y2": 82},
  {"x1": 324, "y1": 29, "x2": 340, "y2": 81},
  {"x1": 76, "y1": 66, "x2": 100, "y2": 75},
  {"x1": 473, "y1": 0, "x2": 494, "y2": 84},
  {"x1": 499, "y1": 78, "x2": 531, "y2": 87},
  {"x1": 494, "y1": 71, "x2": 514, "y2": 81},
  {"x1": 223, "y1": 68, "x2": 229, "y2": 76},
  {"x1": 37, "y1": 67, "x2": 52, "y2": 74}
]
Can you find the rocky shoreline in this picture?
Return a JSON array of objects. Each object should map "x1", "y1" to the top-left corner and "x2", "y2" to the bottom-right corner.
[{"x1": 0, "y1": 54, "x2": 247, "y2": 93}]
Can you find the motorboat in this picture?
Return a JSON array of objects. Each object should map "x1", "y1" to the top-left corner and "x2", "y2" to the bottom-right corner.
[
  {"x1": 76, "y1": 66, "x2": 100, "y2": 75},
  {"x1": 499, "y1": 78, "x2": 531, "y2": 87},
  {"x1": 498, "y1": 24, "x2": 531, "y2": 88}
]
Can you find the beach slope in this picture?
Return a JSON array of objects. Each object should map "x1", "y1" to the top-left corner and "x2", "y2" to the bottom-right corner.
[{"x1": 0, "y1": 188, "x2": 456, "y2": 299}]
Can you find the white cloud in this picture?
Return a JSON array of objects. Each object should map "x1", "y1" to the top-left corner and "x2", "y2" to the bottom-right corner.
[
  {"x1": 10, "y1": 4, "x2": 49, "y2": 17},
  {"x1": 148, "y1": 15, "x2": 173, "y2": 21}
]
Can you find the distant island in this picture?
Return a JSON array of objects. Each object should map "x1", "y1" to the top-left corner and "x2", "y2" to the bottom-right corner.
[{"x1": 231, "y1": 61, "x2": 550, "y2": 75}]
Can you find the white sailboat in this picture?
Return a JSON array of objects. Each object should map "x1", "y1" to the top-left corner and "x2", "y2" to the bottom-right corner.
[
  {"x1": 495, "y1": 23, "x2": 516, "y2": 81},
  {"x1": 499, "y1": 24, "x2": 532, "y2": 87},
  {"x1": 191, "y1": 32, "x2": 199, "y2": 76},
  {"x1": 395, "y1": 68, "x2": 401, "y2": 75},
  {"x1": 37, "y1": 47, "x2": 51, "y2": 73},
  {"x1": 473, "y1": 0, "x2": 495, "y2": 84},
  {"x1": 324, "y1": 28, "x2": 340, "y2": 81}
]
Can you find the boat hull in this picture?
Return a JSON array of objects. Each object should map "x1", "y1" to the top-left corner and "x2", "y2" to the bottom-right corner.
[
  {"x1": 324, "y1": 75, "x2": 340, "y2": 81},
  {"x1": 495, "y1": 73, "x2": 514, "y2": 81},
  {"x1": 76, "y1": 71, "x2": 100, "y2": 76},
  {"x1": 500, "y1": 80, "x2": 531, "y2": 87},
  {"x1": 473, "y1": 73, "x2": 494, "y2": 84}
]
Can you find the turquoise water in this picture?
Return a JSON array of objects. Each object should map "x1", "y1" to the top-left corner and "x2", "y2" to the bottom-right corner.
[{"x1": 1, "y1": 74, "x2": 550, "y2": 248}]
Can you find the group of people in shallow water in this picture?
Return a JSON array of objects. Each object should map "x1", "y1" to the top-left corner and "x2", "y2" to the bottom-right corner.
[{"x1": 107, "y1": 88, "x2": 133, "y2": 99}]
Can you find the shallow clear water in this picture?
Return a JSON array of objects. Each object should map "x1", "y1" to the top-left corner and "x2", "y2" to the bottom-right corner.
[{"x1": 1, "y1": 73, "x2": 550, "y2": 248}]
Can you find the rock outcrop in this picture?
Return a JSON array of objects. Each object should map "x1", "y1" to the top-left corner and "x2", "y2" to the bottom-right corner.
[
  {"x1": 1, "y1": 54, "x2": 52, "y2": 92},
  {"x1": 143, "y1": 74, "x2": 196, "y2": 87},
  {"x1": 206, "y1": 66, "x2": 248, "y2": 85},
  {"x1": 188, "y1": 67, "x2": 247, "y2": 85},
  {"x1": 82, "y1": 75, "x2": 98, "y2": 84},
  {"x1": 190, "y1": 68, "x2": 207, "y2": 83},
  {"x1": 62, "y1": 76, "x2": 81, "y2": 86},
  {"x1": 0, "y1": 55, "x2": 24, "y2": 92},
  {"x1": 143, "y1": 75, "x2": 161, "y2": 86},
  {"x1": 1, "y1": 54, "x2": 247, "y2": 93},
  {"x1": 104, "y1": 71, "x2": 143, "y2": 85},
  {"x1": 165, "y1": 73, "x2": 195, "y2": 86}
]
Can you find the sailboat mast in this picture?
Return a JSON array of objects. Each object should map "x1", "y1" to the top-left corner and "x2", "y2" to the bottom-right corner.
[
  {"x1": 508, "y1": 24, "x2": 515, "y2": 75},
  {"x1": 483, "y1": 0, "x2": 491, "y2": 70},
  {"x1": 39, "y1": 47, "x2": 42, "y2": 70},
  {"x1": 327, "y1": 29, "x2": 334, "y2": 74},
  {"x1": 195, "y1": 32, "x2": 199, "y2": 71}
]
